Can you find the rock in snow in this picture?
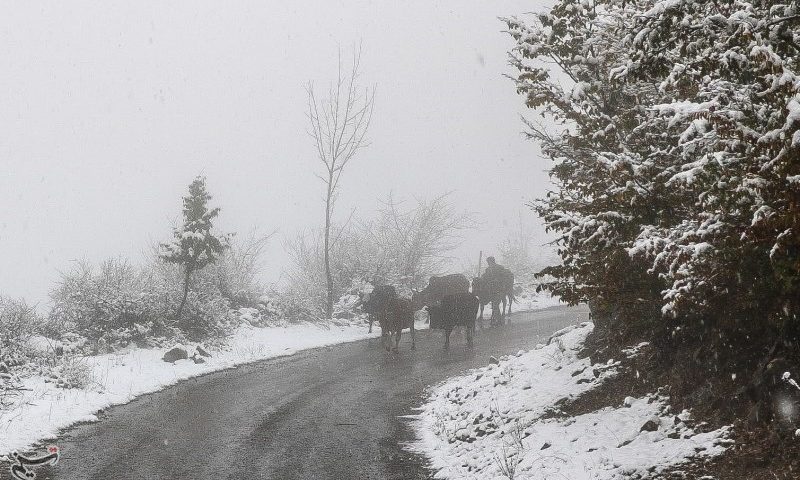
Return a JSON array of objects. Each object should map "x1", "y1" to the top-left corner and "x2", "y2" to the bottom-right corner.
[
  {"x1": 195, "y1": 345, "x2": 212, "y2": 358},
  {"x1": 640, "y1": 418, "x2": 660, "y2": 432},
  {"x1": 162, "y1": 346, "x2": 189, "y2": 363}
]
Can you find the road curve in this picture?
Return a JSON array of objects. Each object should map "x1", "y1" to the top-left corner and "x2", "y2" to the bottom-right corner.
[{"x1": 16, "y1": 305, "x2": 588, "y2": 480}]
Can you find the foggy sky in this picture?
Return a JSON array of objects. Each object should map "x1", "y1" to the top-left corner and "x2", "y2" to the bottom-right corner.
[{"x1": 0, "y1": 1, "x2": 555, "y2": 306}]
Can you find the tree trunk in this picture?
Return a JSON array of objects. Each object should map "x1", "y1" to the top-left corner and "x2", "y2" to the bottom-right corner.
[
  {"x1": 177, "y1": 267, "x2": 192, "y2": 320},
  {"x1": 324, "y1": 177, "x2": 334, "y2": 319}
]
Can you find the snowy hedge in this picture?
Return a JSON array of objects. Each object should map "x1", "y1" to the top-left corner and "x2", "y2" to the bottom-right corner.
[
  {"x1": 506, "y1": 0, "x2": 800, "y2": 352},
  {"x1": 0, "y1": 297, "x2": 46, "y2": 369}
]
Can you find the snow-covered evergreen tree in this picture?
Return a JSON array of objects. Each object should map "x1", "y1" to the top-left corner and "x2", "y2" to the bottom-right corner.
[
  {"x1": 503, "y1": 0, "x2": 671, "y2": 341},
  {"x1": 160, "y1": 176, "x2": 229, "y2": 320},
  {"x1": 506, "y1": 0, "x2": 800, "y2": 353},
  {"x1": 618, "y1": 1, "x2": 800, "y2": 338}
]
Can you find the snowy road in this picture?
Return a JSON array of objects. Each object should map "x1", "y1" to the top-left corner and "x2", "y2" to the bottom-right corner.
[{"x1": 11, "y1": 305, "x2": 587, "y2": 480}]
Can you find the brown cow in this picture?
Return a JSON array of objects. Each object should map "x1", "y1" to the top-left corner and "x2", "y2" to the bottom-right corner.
[
  {"x1": 367, "y1": 285, "x2": 415, "y2": 352},
  {"x1": 383, "y1": 296, "x2": 416, "y2": 352},
  {"x1": 360, "y1": 285, "x2": 396, "y2": 333}
]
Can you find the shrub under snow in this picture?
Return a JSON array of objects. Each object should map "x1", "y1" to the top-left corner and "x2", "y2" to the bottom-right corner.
[
  {"x1": 411, "y1": 323, "x2": 732, "y2": 479},
  {"x1": 0, "y1": 297, "x2": 46, "y2": 369},
  {"x1": 48, "y1": 257, "x2": 242, "y2": 347}
]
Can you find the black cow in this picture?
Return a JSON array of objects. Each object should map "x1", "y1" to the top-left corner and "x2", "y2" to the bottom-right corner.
[
  {"x1": 428, "y1": 292, "x2": 479, "y2": 350},
  {"x1": 411, "y1": 274, "x2": 471, "y2": 312},
  {"x1": 472, "y1": 267, "x2": 514, "y2": 326}
]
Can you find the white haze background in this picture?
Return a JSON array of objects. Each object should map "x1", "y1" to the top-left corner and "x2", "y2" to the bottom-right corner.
[{"x1": 0, "y1": 1, "x2": 555, "y2": 306}]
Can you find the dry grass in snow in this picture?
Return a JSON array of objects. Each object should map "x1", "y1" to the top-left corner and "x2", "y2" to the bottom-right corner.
[{"x1": 409, "y1": 323, "x2": 732, "y2": 479}]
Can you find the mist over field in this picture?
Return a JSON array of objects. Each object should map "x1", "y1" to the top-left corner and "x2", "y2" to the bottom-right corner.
[
  {"x1": 3, "y1": 1, "x2": 800, "y2": 478},
  {"x1": 0, "y1": 1, "x2": 554, "y2": 306}
]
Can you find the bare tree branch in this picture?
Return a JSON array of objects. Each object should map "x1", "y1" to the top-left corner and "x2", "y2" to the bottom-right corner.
[{"x1": 306, "y1": 45, "x2": 376, "y2": 318}]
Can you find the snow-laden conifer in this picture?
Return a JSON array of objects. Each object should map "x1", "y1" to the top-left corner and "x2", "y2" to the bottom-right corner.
[{"x1": 160, "y1": 176, "x2": 229, "y2": 321}]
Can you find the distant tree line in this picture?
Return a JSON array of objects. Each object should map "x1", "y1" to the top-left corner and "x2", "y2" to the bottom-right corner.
[{"x1": 283, "y1": 192, "x2": 473, "y2": 320}]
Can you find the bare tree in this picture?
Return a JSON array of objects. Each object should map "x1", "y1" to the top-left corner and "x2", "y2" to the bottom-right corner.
[
  {"x1": 306, "y1": 46, "x2": 375, "y2": 318},
  {"x1": 498, "y1": 212, "x2": 535, "y2": 276},
  {"x1": 366, "y1": 193, "x2": 474, "y2": 289},
  {"x1": 209, "y1": 229, "x2": 276, "y2": 308},
  {"x1": 283, "y1": 194, "x2": 472, "y2": 319}
]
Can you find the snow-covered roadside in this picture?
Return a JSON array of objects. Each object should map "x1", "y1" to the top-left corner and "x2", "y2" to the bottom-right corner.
[
  {"x1": 475, "y1": 286, "x2": 564, "y2": 322},
  {"x1": 513, "y1": 289, "x2": 563, "y2": 312},
  {"x1": 409, "y1": 323, "x2": 732, "y2": 479},
  {"x1": 0, "y1": 291, "x2": 562, "y2": 459},
  {"x1": 0, "y1": 320, "x2": 379, "y2": 457}
]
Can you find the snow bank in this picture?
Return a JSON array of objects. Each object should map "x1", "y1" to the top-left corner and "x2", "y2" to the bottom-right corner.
[
  {"x1": 476, "y1": 285, "x2": 564, "y2": 321},
  {"x1": 410, "y1": 323, "x2": 731, "y2": 479},
  {"x1": 512, "y1": 289, "x2": 563, "y2": 313},
  {"x1": 0, "y1": 297, "x2": 567, "y2": 458},
  {"x1": 0, "y1": 320, "x2": 378, "y2": 457}
]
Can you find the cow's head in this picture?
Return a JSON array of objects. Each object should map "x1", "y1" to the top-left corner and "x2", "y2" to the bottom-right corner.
[
  {"x1": 359, "y1": 291, "x2": 373, "y2": 312},
  {"x1": 471, "y1": 277, "x2": 481, "y2": 294},
  {"x1": 411, "y1": 288, "x2": 430, "y2": 311},
  {"x1": 369, "y1": 285, "x2": 397, "y2": 310},
  {"x1": 411, "y1": 289, "x2": 423, "y2": 310}
]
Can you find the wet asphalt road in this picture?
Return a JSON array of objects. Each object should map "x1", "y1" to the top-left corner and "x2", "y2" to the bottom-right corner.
[{"x1": 12, "y1": 305, "x2": 588, "y2": 480}]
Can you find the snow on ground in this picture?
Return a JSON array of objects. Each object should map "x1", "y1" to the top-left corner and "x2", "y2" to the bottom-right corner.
[
  {"x1": 0, "y1": 293, "x2": 561, "y2": 458},
  {"x1": 475, "y1": 287, "x2": 564, "y2": 323},
  {"x1": 513, "y1": 288, "x2": 564, "y2": 312},
  {"x1": 409, "y1": 323, "x2": 732, "y2": 479},
  {"x1": 0, "y1": 319, "x2": 378, "y2": 457}
]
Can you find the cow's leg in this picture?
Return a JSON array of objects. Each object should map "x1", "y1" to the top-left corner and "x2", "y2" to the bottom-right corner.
[
  {"x1": 368, "y1": 314, "x2": 373, "y2": 333},
  {"x1": 393, "y1": 328, "x2": 402, "y2": 352},
  {"x1": 383, "y1": 329, "x2": 391, "y2": 352},
  {"x1": 478, "y1": 303, "x2": 485, "y2": 330},
  {"x1": 466, "y1": 322, "x2": 475, "y2": 348},
  {"x1": 501, "y1": 296, "x2": 507, "y2": 324},
  {"x1": 490, "y1": 300, "x2": 499, "y2": 326},
  {"x1": 444, "y1": 326, "x2": 452, "y2": 350},
  {"x1": 410, "y1": 322, "x2": 416, "y2": 350}
]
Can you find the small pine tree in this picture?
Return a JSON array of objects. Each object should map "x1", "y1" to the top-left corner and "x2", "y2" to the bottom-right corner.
[{"x1": 160, "y1": 176, "x2": 229, "y2": 320}]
